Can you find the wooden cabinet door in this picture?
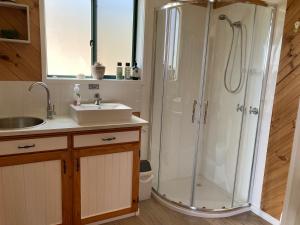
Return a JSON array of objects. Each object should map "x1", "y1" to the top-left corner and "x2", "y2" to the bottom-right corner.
[
  {"x1": 73, "y1": 143, "x2": 140, "y2": 225},
  {"x1": 0, "y1": 149, "x2": 72, "y2": 225},
  {"x1": 0, "y1": 160, "x2": 62, "y2": 225}
]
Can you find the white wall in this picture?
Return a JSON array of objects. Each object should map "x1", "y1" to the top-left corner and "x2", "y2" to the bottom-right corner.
[{"x1": 0, "y1": 81, "x2": 142, "y2": 119}]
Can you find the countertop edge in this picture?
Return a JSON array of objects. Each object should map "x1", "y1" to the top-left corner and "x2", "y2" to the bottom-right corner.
[{"x1": 0, "y1": 116, "x2": 148, "y2": 138}]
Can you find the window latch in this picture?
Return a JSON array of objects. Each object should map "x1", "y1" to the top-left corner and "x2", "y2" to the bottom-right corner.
[{"x1": 90, "y1": 40, "x2": 94, "y2": 47}]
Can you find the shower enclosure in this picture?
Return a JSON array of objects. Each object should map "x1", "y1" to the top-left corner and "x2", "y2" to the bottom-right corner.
[{"x1": 150, "y1": 0, "x2": 275, "y2": 214}]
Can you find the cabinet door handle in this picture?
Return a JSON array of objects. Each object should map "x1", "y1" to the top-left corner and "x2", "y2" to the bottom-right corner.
[
  {"x1": 18, "y1": 144, "x2": 36, "y2": 149},
  {"x1": 63, "y1": 160, "x2": 67, "y2": 174},
  {"x1": 102, "y1": 137, "x2": 116, "y2": 141}
]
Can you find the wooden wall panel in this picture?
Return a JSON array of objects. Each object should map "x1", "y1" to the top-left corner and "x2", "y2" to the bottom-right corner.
[
  {"x1": 0, "y1": 0, "x2": 42, "y2": 81},
  {"x1": 261, "y1": 0, "x2": 300, "y2": 219}
]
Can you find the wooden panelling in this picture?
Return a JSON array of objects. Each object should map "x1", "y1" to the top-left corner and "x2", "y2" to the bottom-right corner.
[
  {"x1": 214, "y1": 0, "x2": 268, "y2": 8},
  {"x1": 0, "y1": 4, "x2": 29, "y2": 41},
  {"x1": 0, "y1": 0, "x2": 42, "y2": 81},
  {"x1": 261, "y1": 0, "x2": 300, "y2": 219}
]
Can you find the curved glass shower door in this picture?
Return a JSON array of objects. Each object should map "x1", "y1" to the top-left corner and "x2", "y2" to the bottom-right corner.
[
  {"x1": 151, "y1": 3, "x2": 210, "y2": 206},
  {"x1": 194, "y1": 4, "x2": 256, "y2": 209},
  {"x1": 150, "y1": 0, "x2": 274, "y2": 213}
]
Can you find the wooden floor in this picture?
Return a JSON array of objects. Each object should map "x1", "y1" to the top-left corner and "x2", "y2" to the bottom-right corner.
[{"x1": 105, "y1": 199, "x2": 270, "y2": 225}]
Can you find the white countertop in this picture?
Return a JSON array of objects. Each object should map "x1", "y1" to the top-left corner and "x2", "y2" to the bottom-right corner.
[{"x1": 0, "y1": 116, "x2": 148, "y2": 137}]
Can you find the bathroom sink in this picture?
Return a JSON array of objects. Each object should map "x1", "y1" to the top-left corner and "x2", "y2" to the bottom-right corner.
[
  {"x1": 0, "y1": 117, "x2": 45, "y2": 130},
  {"x1": 70, "y1": 103, "x2": 133, "y2": 124}
]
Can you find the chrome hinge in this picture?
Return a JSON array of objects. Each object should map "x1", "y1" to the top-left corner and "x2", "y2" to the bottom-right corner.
[
  {"x1": 236, "y1": 104, "x2": 245, "y2": 113},
  {"x1": 192, "y1": 100, "x2": 197, "y2": 123}
]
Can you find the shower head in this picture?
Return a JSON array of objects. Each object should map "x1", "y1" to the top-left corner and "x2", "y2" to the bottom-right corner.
[
  {"x1": 218, "y1": 14, "x2": 228, "y2": 21},
  {"x1": 219, "y1": 14, "x2": 241, "y2": 27},
  {"x1": 219, "y1": 14, "x2": 233, "y2": 26}
]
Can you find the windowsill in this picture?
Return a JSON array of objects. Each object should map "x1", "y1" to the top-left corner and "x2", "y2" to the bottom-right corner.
[{"x1": 44, "y1": 77, "x2": 142, "y2": 84}]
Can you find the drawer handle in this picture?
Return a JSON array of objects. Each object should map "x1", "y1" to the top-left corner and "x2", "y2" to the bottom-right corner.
[
  {"x1": 18, "y1": 144, "x2": 36, "y2": 149},
  {"x1": 102, "y1": 137, "x2": 116, "y2": 141}
]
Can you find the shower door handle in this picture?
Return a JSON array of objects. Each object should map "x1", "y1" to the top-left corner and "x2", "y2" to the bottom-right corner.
[{"x1": 192, "y1": 100, "x2": 197, "y2": 123}]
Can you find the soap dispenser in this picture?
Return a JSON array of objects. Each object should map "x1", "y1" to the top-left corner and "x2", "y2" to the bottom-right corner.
[{"x1": 73, "y1": 84, "x2": 81, "y2": 106}]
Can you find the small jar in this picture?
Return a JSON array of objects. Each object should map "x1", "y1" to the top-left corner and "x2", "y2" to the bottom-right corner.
[{"x1": 92, "y1": 62, "x2": 105, "y2": 80}]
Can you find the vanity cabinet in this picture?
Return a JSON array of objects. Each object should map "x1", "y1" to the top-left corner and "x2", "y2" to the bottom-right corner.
[
  {"x1": 72, "y1": 129, "x2": 140, "y2": 225},
  {"x1": 0, "y1": 127, "x2": 141, "y2": 225},
  {"x1": 0, "y1": 135, "x2": 71, "y2": 225}
]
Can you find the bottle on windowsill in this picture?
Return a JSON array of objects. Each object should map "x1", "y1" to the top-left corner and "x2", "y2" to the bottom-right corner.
[
  {"x1": 131, "y1": 62, "x2": 140, "y2": 80},
  {"x1": 116, "y1": 62, "x2": 124, "y2": 80},
  {"x1": 125, "y1": 62, "x2": 131, "y2": 80}
]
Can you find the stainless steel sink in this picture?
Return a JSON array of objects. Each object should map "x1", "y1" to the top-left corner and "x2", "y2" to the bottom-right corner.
[{"x1": 0, "y1": 117, "x2": 45, "y2": 130}]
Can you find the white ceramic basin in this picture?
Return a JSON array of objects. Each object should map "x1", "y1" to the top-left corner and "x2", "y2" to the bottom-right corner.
[{"x1": 70, "y1": 103, "x2": 133, "y2": 124}]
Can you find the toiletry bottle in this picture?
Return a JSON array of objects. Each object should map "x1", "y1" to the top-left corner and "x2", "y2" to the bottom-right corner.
[
  {"x1": 116, "y1": 62, "x2": 123, "y2": 80},
  {"x1": 125, "y1": 62, "x2": 131, "y2": 80},
  {"x1": 132, "y1": 62, "x2": 140, "y2": 80},
  {"x1": 73, "y1": 84, "x2": 81, "y2": 106}
]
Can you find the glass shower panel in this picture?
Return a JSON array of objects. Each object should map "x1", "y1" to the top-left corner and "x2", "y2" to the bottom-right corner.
[
  {"x1": 151, "y1": 10, "x2": 167, "y2": 191},
  {"x1": 194, "y1": 3, "x2": 256, "y2": 209},
  {"x1": 232, "y1": 5, "x2": 274, "y2": 207},
  {"x1": 157, "y1": 4, "x2": 208, "y2": 206}
]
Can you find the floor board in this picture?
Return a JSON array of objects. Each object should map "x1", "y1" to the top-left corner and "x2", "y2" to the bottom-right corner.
[{"x1": 105, "y1": 198, "x2": 271, "y2": 225}]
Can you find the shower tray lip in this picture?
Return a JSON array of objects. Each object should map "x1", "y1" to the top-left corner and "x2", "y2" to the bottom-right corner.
[{"x1": 152, "y1": 188, "x2": 251, "y2": 218}]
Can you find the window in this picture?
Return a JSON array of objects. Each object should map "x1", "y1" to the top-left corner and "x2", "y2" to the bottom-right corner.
[{"x1": 45, "y1": 0, "x2": 137, "y2": 78}]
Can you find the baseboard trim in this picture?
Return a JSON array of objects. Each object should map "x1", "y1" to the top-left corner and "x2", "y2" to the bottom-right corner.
[
  {"x1": 87, "y1": 211, "x2": 138, "y2": 225},
  {"x1": 251, "y1": 205, "x2": 280, "y2": 225}
]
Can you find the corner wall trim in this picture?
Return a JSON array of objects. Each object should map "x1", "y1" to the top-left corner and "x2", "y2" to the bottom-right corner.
[{"x1": 251, "y1": 205, "x2": 280, "y2": 225}]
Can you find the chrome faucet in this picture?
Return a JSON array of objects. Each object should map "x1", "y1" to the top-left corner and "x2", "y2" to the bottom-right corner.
[
  {"x1": 28, "y1": 82, "x2": 55, "y2": 119},
  {"x1": 94, "y1": 93, "x2": 102, "y2": 105}
]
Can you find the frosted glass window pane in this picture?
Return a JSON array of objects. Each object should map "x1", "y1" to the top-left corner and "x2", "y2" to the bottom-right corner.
[
  {"x1": 45, "y1": 0, "x2": 91, "y2": 76},
  {"x1": 97, "y1": 0, "x2": 134, "y2": 75}
]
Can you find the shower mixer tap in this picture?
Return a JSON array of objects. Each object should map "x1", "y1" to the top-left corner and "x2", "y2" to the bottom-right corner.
[
  {"x1": 236, "y1": 104, "x2": 245, "y2": 113},
  {"x1": 249, "y1": 107, "x2": 259, "y2": 115}
]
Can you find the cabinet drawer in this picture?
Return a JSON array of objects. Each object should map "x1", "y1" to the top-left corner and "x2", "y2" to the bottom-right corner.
[
  {"x1": 73, "y1": 131, "x2": 139, "y2": 148},
  {"x1": 0, "y1": 136, "x2": 68, "y2": 156}
]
